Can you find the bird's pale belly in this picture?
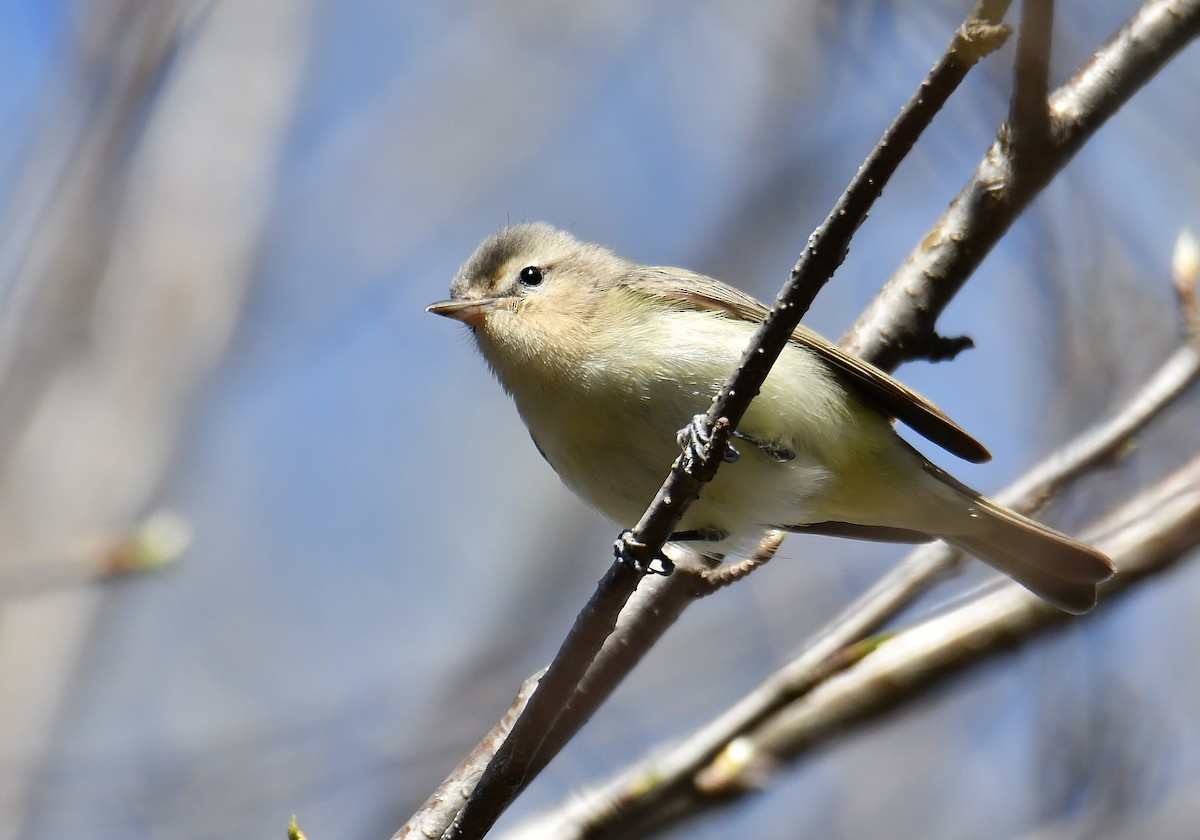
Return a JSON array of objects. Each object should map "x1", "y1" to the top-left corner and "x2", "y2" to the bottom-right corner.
[{"x1": 523, "y1": 396, "x2": 837, "y2": 555}]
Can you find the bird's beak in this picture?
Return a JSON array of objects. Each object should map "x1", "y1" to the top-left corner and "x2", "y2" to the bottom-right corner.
[{"x1": 426, "y1": 297, "x2": 499, "y2": 326}]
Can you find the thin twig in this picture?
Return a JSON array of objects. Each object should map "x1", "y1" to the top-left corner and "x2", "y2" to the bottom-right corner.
[
  {"x1": 698, "y1": 530, "x2": 786, "y2": 592},
  {"x1": 403, "y1": 674, "x2": 543, "y2": 839},
  {"x1": 1008, "y1": 0, "x2": 1055, "y2": 162}
]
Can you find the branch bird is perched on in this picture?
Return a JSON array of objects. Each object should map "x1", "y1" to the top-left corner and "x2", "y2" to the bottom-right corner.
[{"x1": 428, "y1": 223, "x2": 1114, "y2": 613}]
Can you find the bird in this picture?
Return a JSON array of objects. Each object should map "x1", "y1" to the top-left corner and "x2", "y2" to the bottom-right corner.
[{"x1": 428, "y1": 223, "x2": 1114, "y2": 613}]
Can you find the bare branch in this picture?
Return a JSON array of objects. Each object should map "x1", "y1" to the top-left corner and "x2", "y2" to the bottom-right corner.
[
  {"x1": 845, "y1": 0, "x2": 1200, "y2": 369},
  {"x1": 503, "y1": 450, "x2": 1200, "y2": 840},
  {"x1": 402, "y1": 674, "x2": 542, "y2": 840},
  {"x1": 1009, "y1": 0, "x2": 1055, "y2": 160},
  {"x1": 501, "y1": 449, "x2": 1200, "y2": 840},
  {"x1": 519, "y1": 553, "x2": 715, "y2": 780}
]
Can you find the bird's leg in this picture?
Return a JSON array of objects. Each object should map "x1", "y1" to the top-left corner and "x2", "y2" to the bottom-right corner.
[
  {"x1": 669, "y1": 528, "x2": 728, "y2": 544},
  {"x1": 732, "y1": 430, "x2": 796, "y2": 462},
  {"x1": 677, "y1": 414, "x2": 739, "y2": 472}
]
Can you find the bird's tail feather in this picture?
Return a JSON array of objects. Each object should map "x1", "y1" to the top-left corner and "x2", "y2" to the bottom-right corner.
[{"x1": 939, "y1": 491, "x2": 1113, "y2": 614}]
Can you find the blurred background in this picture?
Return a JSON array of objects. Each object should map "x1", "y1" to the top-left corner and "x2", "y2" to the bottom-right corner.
[{"x1": 1, "y1": 1, "x2": 1198, "y2": 838}]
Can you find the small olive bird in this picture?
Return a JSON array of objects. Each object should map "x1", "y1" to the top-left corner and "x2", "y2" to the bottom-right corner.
[{"x1": 428, "y1": 223, "x2": 1113, "y2": 613}]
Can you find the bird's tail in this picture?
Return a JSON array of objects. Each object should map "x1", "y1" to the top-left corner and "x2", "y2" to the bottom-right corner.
[{"x1": 928, "y1": 467, "x2": 1114, "y2": 614}]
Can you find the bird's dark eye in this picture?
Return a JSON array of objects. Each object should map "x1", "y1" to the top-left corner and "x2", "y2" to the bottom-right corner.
[{"x1": 519, "y1": 266, "x2": 544, "y2": 287}]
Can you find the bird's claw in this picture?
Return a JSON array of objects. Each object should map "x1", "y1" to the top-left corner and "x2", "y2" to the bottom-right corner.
[
  {"x1": 613, "y1": 529, "x2": 674, "y2": 576},
  {"x1": 677, "y1": 415, "x2": 739, "y2": 472}
]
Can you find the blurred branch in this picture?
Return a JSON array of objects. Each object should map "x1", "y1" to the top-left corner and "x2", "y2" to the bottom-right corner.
[
  {"x1": 0, "y1": 4, "x2": 193, "y2": 461},
  {"x1": 844, "y1": 0, "x2": 1200, "y2": 369},
  {"x1": 0, "y1": 3, "x2": 312, "y2": 838},
  {"x1": 1175, "y1": 230, "x2": 1200, "y2": 339},
  {"x1": 408, "y1": 5, "x2": 1016, "y2": 838},
  {"x1": 1009, "y1": 0, "x2": 1054, "y2": 161},
  {"x1": 0, "y1": 511, "x2": 190, "y2": 602}
]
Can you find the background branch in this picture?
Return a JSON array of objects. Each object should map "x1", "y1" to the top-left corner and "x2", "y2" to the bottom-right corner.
[
  {"x1": 1009, "y1": 0, "x2": 1055, "y2": 160},
  {"x1": 749, "y1": 449, "x2": 1200, "y2": 763}
]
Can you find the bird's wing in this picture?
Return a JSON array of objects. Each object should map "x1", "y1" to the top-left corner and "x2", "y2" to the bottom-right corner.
[{"x1": 626, "y1": 268, "x2": 991, "y2": 464}]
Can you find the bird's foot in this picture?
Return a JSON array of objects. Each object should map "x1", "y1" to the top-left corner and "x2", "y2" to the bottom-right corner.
[
  {"x1": 613, "y1": 529, "x2": 674, "y2": 576},
  {"x1": 677, "y1": 414, "x2": 739, "y2": 472}
]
